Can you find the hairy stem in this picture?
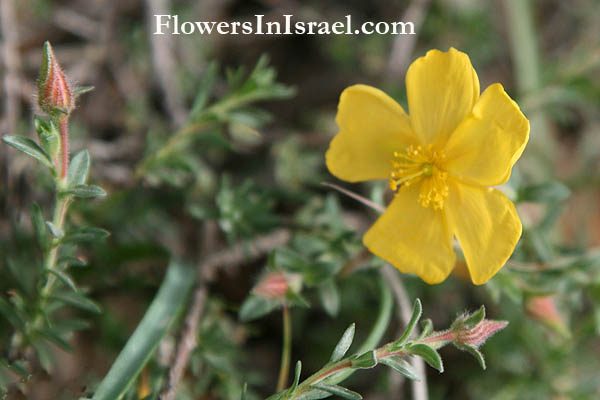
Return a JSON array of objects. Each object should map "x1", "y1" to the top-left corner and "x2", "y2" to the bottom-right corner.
[{"x1": 59, "y1": 117, "x2": 69, "y2": 179}]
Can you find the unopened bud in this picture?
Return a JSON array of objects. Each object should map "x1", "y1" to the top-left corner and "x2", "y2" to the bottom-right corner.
[
  {"x1": 37, "y1": 41, "x2": 74, "y2": 116},
  {"x1": 525, "y1": 295, "x2": 570, "y2": 337},
  {"x1": 455, "y1": 319, "x2": 508, "y2": 348},
  {"x1": 253, "y1": 272, "x2": 289, "y2": 300}
]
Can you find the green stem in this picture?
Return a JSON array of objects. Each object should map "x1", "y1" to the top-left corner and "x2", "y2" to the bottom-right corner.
[
  {"x1": 290, "y1": 277, "x2": 393, "y2": 398},
  {"x1": 136, "y1": 91, "x2": 273, "y2": 176},
  {"x1": 277, "y1": 304, "x2": 292, "y2": 392}
]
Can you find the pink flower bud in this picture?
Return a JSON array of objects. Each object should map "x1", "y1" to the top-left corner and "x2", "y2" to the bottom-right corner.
[
  {"x1": 525, "y1": 295, "x2": 570, "y2": 337},
  {"x1": 455, "y1": 319, "x2": 508, "y2": 348},
  {"x1": 37, "y1": 41, "x2": 74, "y2": 116},
  {"x1": 252, "y1": 272, "x2": 289, "y2": 300}
]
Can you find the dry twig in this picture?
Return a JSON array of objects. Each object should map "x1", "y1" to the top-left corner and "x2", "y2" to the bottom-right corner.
[
  {"x1": 145, "y1": 0, "x2": 187, "y2": 126},
  {"x1": 386, "y1": 0, "x2": 432, "y2": 79}
]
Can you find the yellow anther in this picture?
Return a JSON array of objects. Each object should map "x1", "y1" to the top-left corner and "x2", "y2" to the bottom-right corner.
[{"x1": 389, "y1": 146, "x2": 448, "y2": 209}]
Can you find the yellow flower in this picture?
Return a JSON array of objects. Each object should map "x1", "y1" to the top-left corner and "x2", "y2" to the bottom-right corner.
[{"x1": 326, "y1": 48, "x2": 529, "y2": 285}]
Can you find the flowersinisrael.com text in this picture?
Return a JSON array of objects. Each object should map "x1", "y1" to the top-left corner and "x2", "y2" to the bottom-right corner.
[{"x1": 154, "y1": 15, "x2": 415, "y2": 36}]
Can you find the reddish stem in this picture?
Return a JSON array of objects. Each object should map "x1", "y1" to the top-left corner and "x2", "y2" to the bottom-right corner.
[
  {"x1": 59, "y1": 117, "x2": 69, "y2": 178},
  {"x1": 422, "y1": 331, "x2": 455, "y2": 344}
]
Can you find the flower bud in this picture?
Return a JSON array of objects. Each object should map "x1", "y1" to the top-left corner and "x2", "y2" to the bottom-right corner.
[
  {"x1": 525, "y1": 295, "x2": 570, "y2": 337},
  {"x1": 454, "y1": 319, "x2": 508, "y2": 348},
  {"x1": 37, "y1": 41, "x2": 74, "y2": 116},
  {"x1": 252, "y1": 272, "x2": 289, "y2": 300}
]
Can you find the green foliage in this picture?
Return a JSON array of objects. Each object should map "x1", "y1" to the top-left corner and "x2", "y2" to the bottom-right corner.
[{"x1": 88, "y1": 261, "x2": 194, "y2": 400}]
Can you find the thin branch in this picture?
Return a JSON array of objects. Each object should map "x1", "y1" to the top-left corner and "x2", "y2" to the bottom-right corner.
[
  {"x1": 386, "y1": 0, "x2": 432, "y2": 80},
  {"x1": 381, "y1": 264, "x2": 428, "y2": 400},
  {"x1": 1, "y1": 0, "x2": 22, "y2": 214},
  {"x1": 145, "y1": 0, "x2": 187, "y2": 126},
  {"x1": 321, "y1": 182, "x2": 385, "y2": 214},
  {"x1": 159, "y1": 282, "x2": 207, "y2": 400}
]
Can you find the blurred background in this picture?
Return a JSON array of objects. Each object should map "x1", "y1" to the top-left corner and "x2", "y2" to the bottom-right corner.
[{"x1": 1, "y1": 0, "x2": 600, "y2": 399}]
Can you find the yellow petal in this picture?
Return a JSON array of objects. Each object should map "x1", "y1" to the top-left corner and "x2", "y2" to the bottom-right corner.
[
  {"x1": 406, "y1": 48, "x2": 480, "y2": 146},
  {"x1": 363, "y1": 185, "x2": 456, "y2": 284},
  {"x1": 326, "y1": 84, "x2": 415, "y2": 182},
  {"x1": 442, "y1": 83, "x2": 530, "y2": 186},
  {"x1": 446, "y1": 182, "x2": 522, "y2": 285}
]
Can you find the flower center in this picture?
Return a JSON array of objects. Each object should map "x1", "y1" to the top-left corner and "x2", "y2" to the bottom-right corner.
[{"x1": 389, "y1": 145, "x2": 449, "y2": 210}]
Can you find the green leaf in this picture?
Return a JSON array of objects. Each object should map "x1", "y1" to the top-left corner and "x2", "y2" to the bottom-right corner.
[
  {"x1": 285, "y1": 289, "x2": 310, "y2": 308},
  {"x1": 330, "y1": 323, "x2": 355, "y2": 362},
  {"x1": 350, "y1": 350, "x2": 377, "y2": 369},
  {"x1": 52, "y1": 318, "x2": 90, "y2": 332},
  {"x1": 461, "y1": 305, "x2": 486, "y2": 329},
  {"x1": 74, "y1": 86, "x2": 95, "y2": 97},
  {"x1": 0, "y1": 298, "x2": 26, "y2": 330},
  {"x1": 319, "y1": 281, "x2": 340, "y2": 317},
  {"x1": 46, "y1": 221, "x2": 64, "y2": 238},
  {"x1": 518, "y1": 181, "x2": 570, "y2": 203},
  {"x1": 406, "y1": 344, "x2": 443, "y2": 373},
  {"x1": 286, "y1": 361, "x2": 302, "y2": 395},
  {"x1": 396, "y1": 299, "x2": 422, "y2": 345},
  {"x1": 418, "y1": 319, "x2": 434, "y2": 340},
  {"x1": 57, "y1": 255, "x2": 87, "y2": 268},
  {"x1": 50, "y1": 292, "x2": 101, "y2": 313},
  {"x1": 379, "y1": 356, "x2": 420, "y2": 381},
  {"x1": 457, "y1": 344, "x2": 486, "y2": 370},
  {"x1": 92, "y1": 261, "x2": 195, "y2": 400},
  {"x1": 190, "y1": 62, "x2": 218, "y2": 119},
  {"x1": 67, "y1": 150, "x2": 90, "y2": 187},
  {"x1": 39, "y1": 327, "x2": 73, "y2": 352},
  {"x1": 30, "y1": 203, "x2": 48, "y2": 250},
  {"x1": 63, "y1": 184, "x2": 107, "y2": 198},
  {"x1": 62, "y1": 227, "x2": 110, "y2": 244},
  {"x1": 34, "y1": 116, "x2": 60, "y2": 158},
  {"x1": 46, "y1": 268, "x2": 78, "y2": 292},
  {"x1": 1, "y1": 358, "x2": 29, "y2": 379},
  {"x1": 311, "y1": 384, "x2": 362, "y2": 400},
  {"x1": 2, "y1": 135, "x2": 54, "y2": 170},
  {"x1": 239, "y1": 295, "x2": 279, "y2": 322}
]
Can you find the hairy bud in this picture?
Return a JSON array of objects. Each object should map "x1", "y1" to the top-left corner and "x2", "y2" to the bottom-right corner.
[
  {"x1": 525, "y1": 295, "x2": 570, "y2": 337},
  {"x1": 252, "y1": 272, "x2": 289, "y2": 300},
  {"x1": 37, "y1": 41, "x2": 74, "y2": 116}
]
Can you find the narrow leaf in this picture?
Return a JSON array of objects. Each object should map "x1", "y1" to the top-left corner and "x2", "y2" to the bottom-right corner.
[
  {"x1": 330, "y1": 323, "x2": 355, "y2": 362},
  {"x1": 396, "y1": 299, "x2": 422, "y2": 345},
  {"x1": 319, "y1": 281, "x2": 340, "y2": 317},
  {"x1": 462, "y1": 305, "x2": 486, "y2": 329},
  {"x1": 67, "y1": 150, "x2": 90, "y2": 187},
  {"x1": 239, "y1": 295, "x2": 279, "y2": 322},
  {"x1": 46, "y1": 268, "x2": 78, "y2": 292},
  {"x1": 0, "y1": 298, "x2": 26, "y2": 330},
  {"x1": 39, "y1": 327, "x2": 73, "y2": 352},
  {"x1": 91, "y1": 262, "x2": 195, "y2": 400},
  {"x1": 350, "y1": 350, "x2": 377, "y2": 369},
  {"x1": 62, "y1": 227, "x2": 109, "y2": 244},
  {"x1": 50, "y1": 292, "x2": 101, "y2": 313},
  {"x1": 30, "y1": 203, "x2": 48, "y2": 250},
  {"x1": 406, "y1": 344, "x2": 443, "y2": 373},
  {"x1": 64, "y1": 184, "x2": 106, "y2": 198},
  {"x1": 311, "y1": 384, "x2": 362, "y2": 400},
  {"x1": 379, "y1": 356, "x2": 420, "y2": 381},
  {"x1": 2, "y1": 135, "x2": 54, "y2": 169},
  {"x1": 286, "y1": 361, "x2": 302, "y2": 395},
  {"x1": 57, "y1": 256, "x2": 87, "y2": 268},
  {"x1": 458, "y1": 344, "x2": 486, "y2": 370}
]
